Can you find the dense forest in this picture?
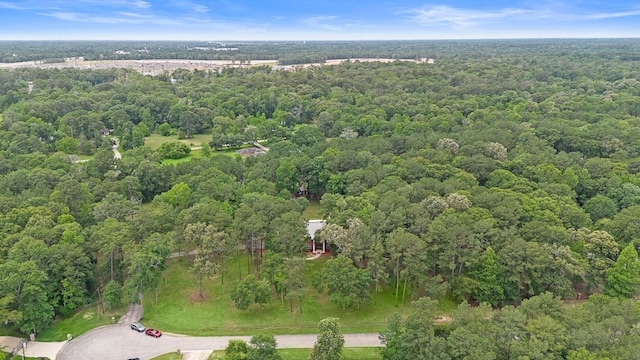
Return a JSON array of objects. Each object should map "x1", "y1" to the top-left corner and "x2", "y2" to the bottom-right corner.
[
  {"x1": 2, "y1": 40, "x2": 640, "y2": 358},
  {"x1": 2, "y1": 39, "x2": 640, "y2": 64}
]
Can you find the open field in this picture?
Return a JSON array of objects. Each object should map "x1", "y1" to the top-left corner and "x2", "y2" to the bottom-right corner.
[
  {"x1": 144, "y1": 133, "x2": 212, "y2": 150},
  {"x1": 141, "y1": 255, "x2": 415, "y2": 336}
]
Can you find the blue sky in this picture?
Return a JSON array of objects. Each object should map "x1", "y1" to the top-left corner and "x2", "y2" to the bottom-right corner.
[{"x1": 0, "y1": 0, "x2": 639, "y2": 40}]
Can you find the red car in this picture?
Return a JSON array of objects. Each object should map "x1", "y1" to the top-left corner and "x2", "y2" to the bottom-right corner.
[{"x1": 145, "y1": 328, "x2": 162, "y2": 338}]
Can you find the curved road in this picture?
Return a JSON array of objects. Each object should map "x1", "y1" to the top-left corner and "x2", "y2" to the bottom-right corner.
[{"x1": 56, "y1": 324, "x2": 380, "y2": 360}]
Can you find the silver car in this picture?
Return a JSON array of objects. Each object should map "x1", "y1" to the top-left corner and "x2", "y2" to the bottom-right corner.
[{"x1": 130, "y1": 322, "x2": 146, "y2": 332}]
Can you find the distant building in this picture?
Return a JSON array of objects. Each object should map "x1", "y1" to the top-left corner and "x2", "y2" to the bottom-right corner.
[{"x1": 307, "y1": 220, "x2": 327, "y2": 253}]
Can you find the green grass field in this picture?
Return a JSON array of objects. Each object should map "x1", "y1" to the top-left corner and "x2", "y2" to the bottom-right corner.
[
  {"x1": 208, "y1": 347, "x2": 381, "y2": 360},
  {"x1": 36, "y1": 306, "x2": 125, "y2": 342},
  {"x1": 145, "y1": 132, "x2": 212, "y2": 150},
  {"x1": 160, "y1": 149, "x2": 242, "y2": 165},
  {"x1": 142, "y1": 255, "x2": 414, "y2": 336},
  {"x1": 302, "y1": 199, "x2": 323, "y2": 220}
]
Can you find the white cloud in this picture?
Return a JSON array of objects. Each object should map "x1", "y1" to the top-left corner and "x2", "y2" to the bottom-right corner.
[
  {"x1": 401, "y1": 4, "x2": 640, "y2": 28},
  {"x1": 44, "y1": 11, "x2": 180, "y2": 25},
  {"x1": 301, "y1": 15, "x2": 358, "y2": 32},
  {"x1": 586, "y1": 9, "x2": 640, "y2": 19},
  {"x1": 170, "y1": 0, "x2": 209, "y2": 14},
  {"x1": 79, "y1": 0, "x2": 152, "y2": 9},
  {"x1": 402, "y1": 5, "x2": 528, "y2": 28}
]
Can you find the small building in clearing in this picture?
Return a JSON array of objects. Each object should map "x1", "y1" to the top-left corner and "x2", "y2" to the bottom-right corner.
[{"x1": 307, "y1": 220, "x2": 327, "y2": 253}]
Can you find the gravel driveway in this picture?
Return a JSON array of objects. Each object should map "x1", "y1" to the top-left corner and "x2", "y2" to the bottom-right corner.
[{"x1": 56, "y1": 324, "x2": 381, "y2": 360}]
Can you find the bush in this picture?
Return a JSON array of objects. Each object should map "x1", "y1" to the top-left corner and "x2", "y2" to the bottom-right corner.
[
  {"x1": 158, "y1": 123, "x2": 172, "y2": 136},
  {"x1": 158, "y1": 141, "x2": 191, "y2": 159}
]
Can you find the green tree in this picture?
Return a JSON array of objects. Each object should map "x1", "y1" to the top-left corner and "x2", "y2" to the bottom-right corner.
[
  {"x1": 225, "y1": 339, "x2": 248, "y2": 360},
  {"x1": 470, "y1": 246, "x2": 504, "y2": 306},
  {"x1": 260, "y1": 250, "x2": 286, "y2": 301},
  {"x1": 201, "y1": 141, "x2": 211, "y2": 158},
  {"x1": 0, "y1": 294, "x2": 21, "y2": 326},
  {"x1": 184, "y1": 223, "x2": 224, "y2": 298},
  {"x1": 123, "y1": 234, "x2": 170, "y2": 304},
  {"x1": 158, "y1": 123, "x2": 172, "y2": 136},
  {"x1": 55, "y1": 136, "x2": 79, "y2": 154},
  {"x1": 275, "y1": 160, "x2": 299, "y2": 195},
  {"x1": 269, "y1": 211, "x2": 308, "y2": 257},
  {"x1": 447, "y1": 303, "x2": 496, "y2": 360},
  {"x1": 396, "y1": 297, "x2": 448, "y2": 359},
  {"x1": 604, "y1": 243, "x2": 640, "y2": 299},
  {"x1": 322, "y1": 255, "x2": 371, "y2": 310},
  {"x1": 102, "y1": 280, "x2": 122, "y2": 310},
  {"x1": 0, "y1": 260, "x2": 54, "y2": 334},
  {"x1": 248, "y1": 334, "x2": 281, "y2": 360},
  {"x1": 284, "y1": 257, "x2": 306, "y2": 313},
  {"x1": 158, "y1": 140, "x2": 191, "y2": 159},
  {"x1": 309, "y1": 317, "x2": 344, "y2": 360},
  {"x1": 379, "y1": 313, "x2": 404, "y2": 360},
  {"x1": 583, "y1": 195, "x2": 618, "y2": 222},
  {"x1": 230, "y1": 274, "x2": 271, "y2": 310},
  {"x1": 154, "y1": 182, "x2": 191, "y2": 210}
]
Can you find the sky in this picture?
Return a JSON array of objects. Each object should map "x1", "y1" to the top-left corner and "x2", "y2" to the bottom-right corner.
[{"x1": 0, "y1": 0, "x2": 639, "y2": 40}]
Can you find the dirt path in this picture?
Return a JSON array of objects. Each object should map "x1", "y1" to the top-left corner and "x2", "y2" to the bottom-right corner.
[{"x1": 112, "y1": 138, "x2": 122, "y2": 160}]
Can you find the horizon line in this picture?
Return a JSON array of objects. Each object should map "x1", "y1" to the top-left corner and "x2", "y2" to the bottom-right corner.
[{"x1": 1, "y1": 36, "x2": 640, "y2": 42}]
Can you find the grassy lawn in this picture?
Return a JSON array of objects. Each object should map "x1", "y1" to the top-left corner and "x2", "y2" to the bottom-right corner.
[
  {"x1": 302, "y1": 199, "x2": 323, "y2": 220},
  {"x1": 151, "y1": 353, "x2": 183, "y2": 360},
  {"x1": 36, "y1": 305, "x2": 126, "y2": 342},
  {"x1": 161, "y1": 150, "x2": 203, "y2": 165},
  {"x1": 76, "y1": 154, "x2": 95, "y2": 161},
  {"x1": 0, "y1": 326, "x2": 20, "y2": 337},
  {"x1": 208, "y1": 348, "x2": 380, "y2": 360},
  {"x1": 3, "y1": 355, "x2": 47, "y2": 360},
  {"x1": 145, "y1": 132, "x2": 212, "y2": 150},
  {"x1": 279, "y1": 348, "x2": 381, "y2": 360},
  {"x1": 142, "y1": 255, "x2": 415, "y2": 336},
  {"x1": 160, "y1": 149, "x2": 242, "y2": 165}
]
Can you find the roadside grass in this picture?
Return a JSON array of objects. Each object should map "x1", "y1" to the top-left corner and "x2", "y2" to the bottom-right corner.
[
  {"x1": 35, "y1": 306, "x2": 126, "y2": 342},
  {"x1": 279, "y1": 348, "x2": 381, "y2": 360},
  {"x1": 208, "y1": 348, "x2": 381, "y2": 360},
  {"x1": 145, "y1": 132, "x2": 212, "y2": 150},
  {"x1": 142, "y1": 255, "x2": 414, "y2": 336},
  {"x1": 302, "y1": 199, "x2": 323, "y2": 220},
  {"x1": 0, "y1": 326, "x2": 20, "y2": 337},
  {"x1": 3, "y1": 354, "x2": 47, "y2": 360},
  {"x1": 151, "y1": 353, "x2": 183, "y2": 360}
]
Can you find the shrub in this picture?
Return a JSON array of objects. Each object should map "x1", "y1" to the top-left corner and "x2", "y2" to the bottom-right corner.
[{"x1": 158, "y1": 141, "x2": 191, "y2": 159}]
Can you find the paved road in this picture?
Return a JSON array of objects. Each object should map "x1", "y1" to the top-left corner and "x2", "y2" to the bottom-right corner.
[{"x1": 56, "y1": 324, "x2": 381, "y2": 360}]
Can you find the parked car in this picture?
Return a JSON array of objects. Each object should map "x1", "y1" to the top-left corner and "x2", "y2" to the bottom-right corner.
[
  {"x1": 130, "y1": 322, "x2": 146, "y2": 332},
  {"x1": 128, "y1": 358, "x2": 140, "y2": 360},
  {"x1": 145, "y1": 328, "x2": 162, "y2": 338}
]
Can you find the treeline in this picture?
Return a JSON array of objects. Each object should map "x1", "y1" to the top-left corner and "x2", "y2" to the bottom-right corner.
[
  {"x1": 379, "y1": 293, "x2": 640, "y2": 359},
  {"x1": 3, "y1": 39, "x2": 640, "y2": 65},
  {"x1": 1, "y1": 40, "x2": 640, "y2": 335}
]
